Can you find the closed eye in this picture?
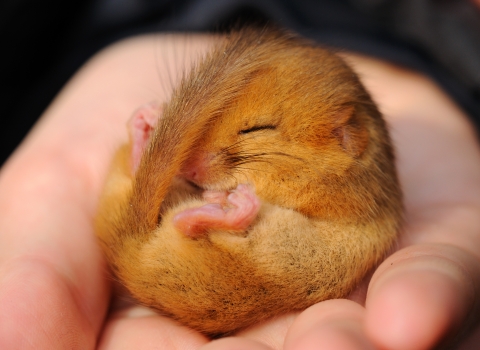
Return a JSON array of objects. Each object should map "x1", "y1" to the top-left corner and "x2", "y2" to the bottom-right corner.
[{"x1": 238, "y1": 125, "x2": 276, "y2": 135}]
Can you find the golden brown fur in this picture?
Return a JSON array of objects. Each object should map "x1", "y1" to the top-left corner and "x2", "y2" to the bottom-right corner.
[{"x1": 95, "y1": 28, "x2": 403, "y2": 337}]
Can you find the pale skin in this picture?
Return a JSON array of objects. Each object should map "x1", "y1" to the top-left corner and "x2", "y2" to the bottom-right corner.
[{"x1": 0, "y1": 34, "x2": 479, "y2": 350}]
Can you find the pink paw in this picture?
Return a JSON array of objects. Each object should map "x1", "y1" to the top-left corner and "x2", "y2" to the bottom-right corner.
[{"x1": 173, "y1": 184, "x2": 261, "y2": 237}]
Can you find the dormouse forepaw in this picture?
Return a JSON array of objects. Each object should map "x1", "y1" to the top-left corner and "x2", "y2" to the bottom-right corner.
[{"x1": 173, "y1": 183, "x2": 261, "y2": 237}]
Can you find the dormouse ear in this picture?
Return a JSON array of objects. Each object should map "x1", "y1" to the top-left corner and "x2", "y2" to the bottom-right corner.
[
  {"x1": 332, "y1": 106, "x2": 369, "y2": 158},
  {"x1": 128, "y1": 102, "x2": 162, "y2": 174}
]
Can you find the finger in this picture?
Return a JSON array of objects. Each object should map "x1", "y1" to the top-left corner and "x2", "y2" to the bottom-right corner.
[
  {"x1": 366, "y1": 244, "x2": 480, "y2": 350},
  {"x1": 98, "y1": 306, "x2": 208, "y2": 350},
  {"x1": 200, "y1": 337, "x2": 273, "y2": 350},
  {"x1": 0, "y1": 155, "x2": 110, "y2": 349},
  {"x1": 284, "y1": 299, "x2": 375, "y2": 350},
  {"x1": 0, "y1": 259, "x2": 103, "y2": 349},
  {"x1": 235, "y1": 313, "x2": 297, "y2": 350}
]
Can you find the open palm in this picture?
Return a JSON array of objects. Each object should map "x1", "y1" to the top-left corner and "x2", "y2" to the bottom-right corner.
[{"x1": 1, "y1": 35, "x2": 479, "y2": 350}]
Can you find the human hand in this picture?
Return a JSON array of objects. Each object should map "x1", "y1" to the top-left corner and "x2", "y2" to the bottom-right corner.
[{"x1": 1, "y1": 35, "x2": 479, "y2": 350}]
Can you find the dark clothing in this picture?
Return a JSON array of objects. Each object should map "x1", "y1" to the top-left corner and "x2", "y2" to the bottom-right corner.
[{"x1": 1, "y1": 0, "x2": 479, "y2": 164}]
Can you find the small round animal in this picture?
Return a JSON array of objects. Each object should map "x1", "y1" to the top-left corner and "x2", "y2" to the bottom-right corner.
[{"x1": 95, "y1": 28, "x2": 403, "y2": 337}]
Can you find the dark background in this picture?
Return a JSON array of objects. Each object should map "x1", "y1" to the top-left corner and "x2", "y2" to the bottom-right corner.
[{"x1": 2, "y1": 0, "x2": 479, "y2": 165}]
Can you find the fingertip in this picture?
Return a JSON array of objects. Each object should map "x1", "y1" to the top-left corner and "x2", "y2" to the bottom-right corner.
[
  {"x1": 366, "y1": 253, "x2": 475, "y2": 350},
  {"x1": 98, "y1": 310, "x2": 209, "y2": 350},
  {"x1": 200, "y1": 337, "x2": 273, "y2": 350},
  {"x1": 236, "y1": 312, "x2": 297, "y2": 350},
  {"x1": 284, "y1": 299, "x2": 374, "y2": 350},
  {"x1": 0, "y1": 260, "x2": 98, "y2": 349},
  {"x1": 288, "y1": 326, "x2": 374, "y2": 350}
]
